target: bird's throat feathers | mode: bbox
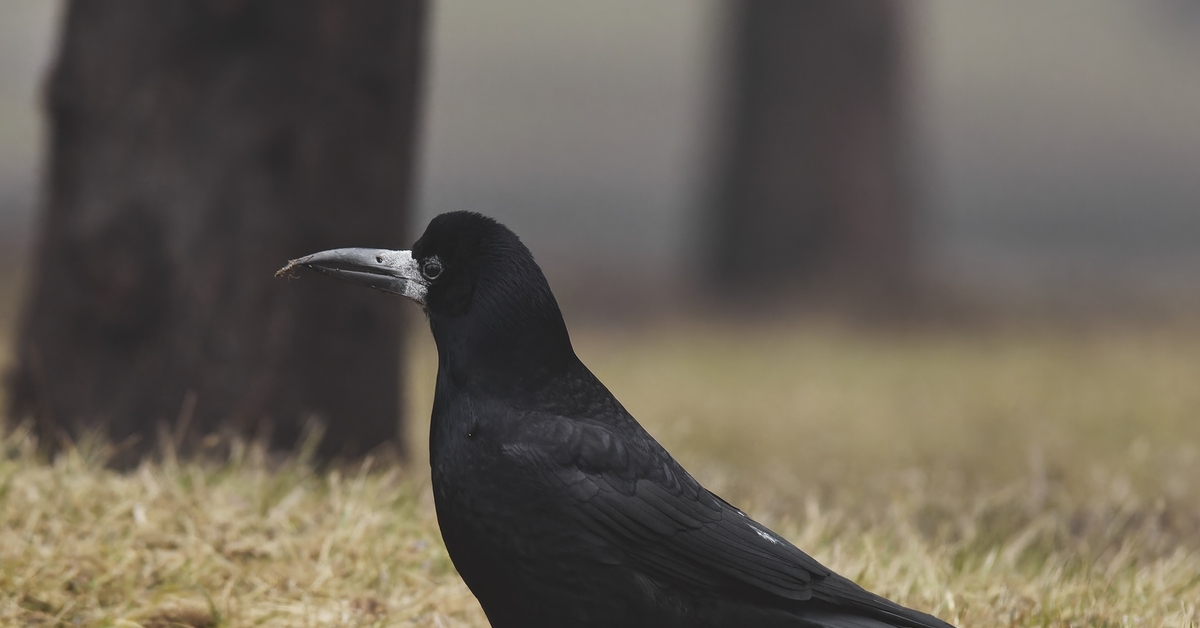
[428,260,581,396]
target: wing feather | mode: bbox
[503,417,954,628]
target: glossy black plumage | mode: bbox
[298,212,956,628]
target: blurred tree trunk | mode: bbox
[7,0,426,466]
[707,0,911,305]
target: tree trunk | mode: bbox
[707,0,911,304]
[7,0,426,466]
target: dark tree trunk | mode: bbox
[7,0,426,466]
[707,0,911,303]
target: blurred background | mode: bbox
[3,1,1198,309]
[0,0,1197,466]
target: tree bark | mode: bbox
[707,0,911,304]
[7,0,426,466]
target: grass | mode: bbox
[3,318,1200,626]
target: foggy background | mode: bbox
[1,0,1198,305]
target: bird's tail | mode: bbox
[798,612,945,628]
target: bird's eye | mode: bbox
[422,259,443,280]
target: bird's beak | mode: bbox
[277,248,428,305]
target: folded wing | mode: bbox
[504,416,953,628]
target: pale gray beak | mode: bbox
[277,248,428,304]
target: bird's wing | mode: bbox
[504,418,826,598]
[503,417,951,628]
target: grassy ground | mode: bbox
[2,318,1199,627]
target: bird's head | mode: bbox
[280,212,577,384]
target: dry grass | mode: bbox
[3,319,1200,627]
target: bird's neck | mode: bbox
[429,308,582,398]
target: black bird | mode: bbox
[280,212,955,628]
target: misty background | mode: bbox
[1,0,1198,305]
